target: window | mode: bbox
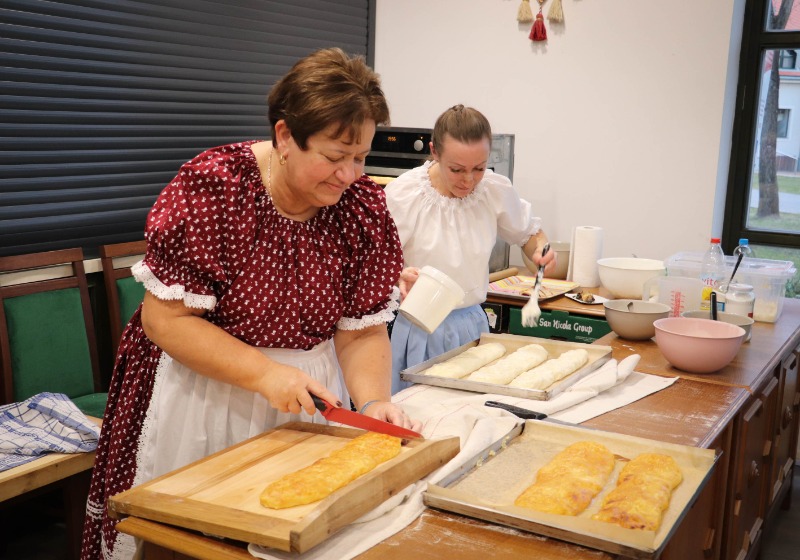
[0,0,375,258]
[778,108,791,138]
[724,0,800,299]
[779,48,797,68]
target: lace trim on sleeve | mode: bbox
[131,260,217,310]
[336,287,400,331]
[520,217,544,246]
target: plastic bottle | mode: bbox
[733,238,755,259]
[700,238,726,311]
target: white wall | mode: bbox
[374,0,745,268]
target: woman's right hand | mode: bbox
[398,267,420,300]
[256,362,342,416]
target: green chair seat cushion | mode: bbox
[4,288,96,401]
[71,392,108,419]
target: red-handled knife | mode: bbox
[312,396,424,440]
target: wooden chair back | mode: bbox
[0,248,104,416]
[99,240,147,350]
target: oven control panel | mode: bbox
[371,128,432,155]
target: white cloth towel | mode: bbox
[0,392,101,472]
[248,357,677,560]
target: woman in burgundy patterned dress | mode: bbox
[81,48,420,560]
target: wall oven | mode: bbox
[365,127,515,273]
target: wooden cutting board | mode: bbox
[108,422,460,554]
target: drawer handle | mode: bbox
[703,528,716,557]
[748,460,761,486]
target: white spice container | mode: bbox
[726,283,755,319]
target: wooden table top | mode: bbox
[0,415,101,502]
[595,303,800,390]
[117,300,800,560]
[486,286,612,318]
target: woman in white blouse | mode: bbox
[385,105,555,393]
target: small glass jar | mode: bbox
[726,283,755,318]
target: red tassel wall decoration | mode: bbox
[530,9,547,42]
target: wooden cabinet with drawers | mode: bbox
[769,345,799,512]
[725,375,779,560]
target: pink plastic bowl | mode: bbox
[653,317,746,374]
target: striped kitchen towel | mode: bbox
[0,392,100,472]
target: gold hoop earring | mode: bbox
[279,153,287,165]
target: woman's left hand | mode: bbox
[537,247,557,275]
[363,401,423,433]
[398,267,420,300]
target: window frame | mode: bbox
[723,0,800,253]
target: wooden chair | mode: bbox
[0,248,106,560]
[99,240,147,351]
[0,247,106,418]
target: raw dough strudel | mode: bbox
[509,348,589,389]
[515,441,615,515]
[466,344,549,385]
[591,452,683,531]
[423,342,506,379]
[260,432,401,509]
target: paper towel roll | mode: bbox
[567,226,604,287]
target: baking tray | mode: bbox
[424,421,718,559]
[400,333,612,401]
[108,422,459,554]
[488,276,579,302]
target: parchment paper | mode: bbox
[428,421,717,556]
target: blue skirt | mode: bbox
[390,304,490,394]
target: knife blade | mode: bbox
[312,396,424,440]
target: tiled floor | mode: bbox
[2,467,799,560]
[760,465,800,560]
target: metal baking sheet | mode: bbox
[488,276,579,302]
[400,333,612,401]
[424,421,718,559]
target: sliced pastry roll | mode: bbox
[509,348,589,389]
[466,343,549,385]
[423,342,506,379]
[515,441,615,515]
[260,432,401,509]
[591,452,683,531]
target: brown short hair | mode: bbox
[431,104,492,154]
[268,48,390,149]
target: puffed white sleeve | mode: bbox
[485,171,542,246]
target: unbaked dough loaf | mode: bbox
[260,432,401,509]
[591,452,683,531]
[423,342,506,379]
[515,441,615,515]
[466,344,549,385]
[509,349,589,389]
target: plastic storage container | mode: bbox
[665,252,796,322]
